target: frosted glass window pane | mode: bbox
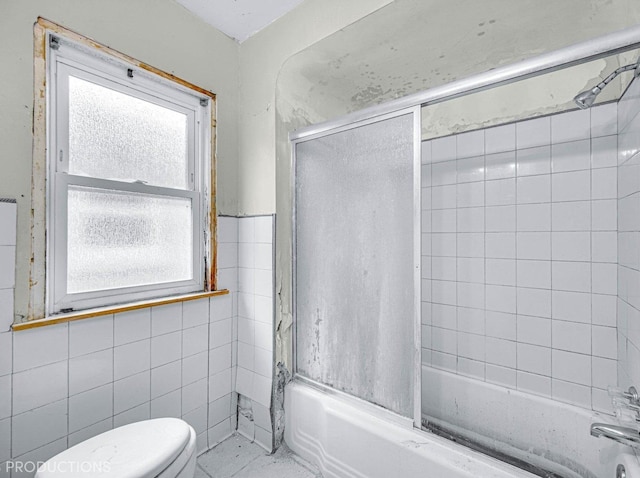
[68,76,188,189]
[295,114,415,417]
[67,186,193,294]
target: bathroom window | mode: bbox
[45,31,213,314]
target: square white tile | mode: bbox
[486,124,516,154]
[69,383,113,433]
[151,331,182,368]
[151,360,182,399]
[69,348,113,396]
[551,109,590,144]
[516,116,551,150]
[114,339,150,380]
[13,323,68,373]
[517,145,551,177]
[183,298,210,329]
[69,315,113,358]
[182,324,209,357]
[114,371,151,415]
[0,203,17,247]
[114,308,151,346]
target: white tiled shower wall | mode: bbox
[618,77,640,391]
[421,102,619,412]
[0,211,275,476]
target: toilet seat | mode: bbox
[35,418,196,478]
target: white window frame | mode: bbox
[46,32,212,315]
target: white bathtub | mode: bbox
[284,380,535,478]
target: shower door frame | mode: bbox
[291,106,423,428]
[290,23,640,433]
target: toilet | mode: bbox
[35,418,197,478]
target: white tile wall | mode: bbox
[0,212,268,475]
[618,77,640,393]
[234,216,274,452]
[422,104,619,412]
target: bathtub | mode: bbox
[284,380,535,478]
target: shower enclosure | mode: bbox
[290,26,640,478]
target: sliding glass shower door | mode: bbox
[293,110,421,419]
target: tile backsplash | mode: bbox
[0,212,276,476]
[421,102,619,412]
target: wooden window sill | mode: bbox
[12,290,229,331]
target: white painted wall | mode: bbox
[236,0,393,215]
[0,0,239,322]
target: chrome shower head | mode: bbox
[574,59,640,109]
[574,88,600,109]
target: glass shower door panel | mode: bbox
[295,113,415,417]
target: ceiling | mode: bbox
[175,0,306,43]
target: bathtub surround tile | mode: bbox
[552,350,591,386]
[592,135,618,169]
[551,109,590,143]
[552,379,591,408]
[486,124,515,154]
[422,104,623,411]
[432,136,457,162]
[551,201,591,231]
[591,103,618,138]
[551,139,591,173]
[552,170,591,202]
[485,151,515,180]
[517,175,550,204]
[517,371,551,397]
[517,116,551,150]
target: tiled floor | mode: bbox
[196,434,322,478]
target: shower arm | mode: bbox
[588,59,640,95]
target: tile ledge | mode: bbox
[12,290,230,331]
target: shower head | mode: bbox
[574,88,599,109]
[574,58,640,109]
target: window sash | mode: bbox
[47,34,208,314]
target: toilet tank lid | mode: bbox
[36,418,193,478]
